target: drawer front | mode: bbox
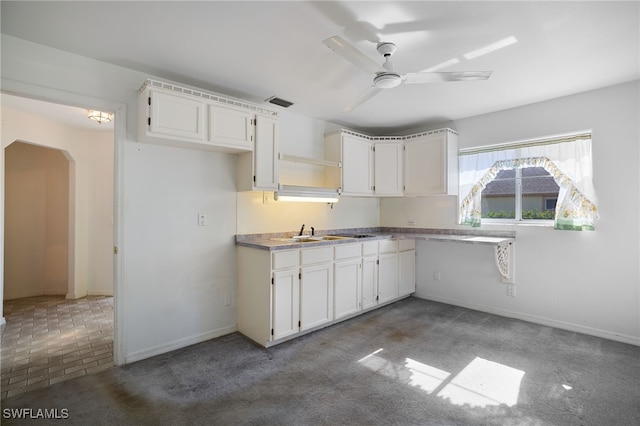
[362,241,378,257]
[399,239,416,251]
[378,239,398,253]
[334,243,361,260]
[300,246,333,265]
[272,250,299,270]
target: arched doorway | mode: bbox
[1,95,119,398]
[4,142,74,299]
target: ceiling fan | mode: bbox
[322,36,492,111]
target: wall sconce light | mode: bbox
[88,109,113,124]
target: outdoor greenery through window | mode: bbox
[481,167,559,222]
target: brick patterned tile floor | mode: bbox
[1,296,114,399]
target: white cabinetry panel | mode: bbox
[272,269,300,340]
[334,258,362,320]
[404,130,458,195]
[208,104,253,150]
[148,90,205,142]
[300,263,333,330]
[378,252,399,304]
[374,141,403,196]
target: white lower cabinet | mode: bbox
[378,252,399,304]
[361,256,378,310]
[334,243,363,320]
[237,237,416,347]
[398,240,416,297]
[378,239,399,304]
[300,263,333,331]
[361,241,379,310]
[272,268,300,340]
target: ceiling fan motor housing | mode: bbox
[377,42,397,57]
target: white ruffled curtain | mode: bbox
[459,137,599,230]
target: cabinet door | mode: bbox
[399,250,416,297]
[149,90,205,141]
[361,256,378,310]
[404,134,446,195]
[374,142,403,196]
[208,104,253,150]
[378,252,399,304]
[253,114,279,190]
[334,259,362,320]
[300,263,333,331]
[272,269,300,341]
[342,134,373,196]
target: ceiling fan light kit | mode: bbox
[374,72,402,89]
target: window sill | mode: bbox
[480,219,554,228]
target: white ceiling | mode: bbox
[2,1,638,134]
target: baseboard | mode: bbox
[124,325,238,364]
[87,290,114,297]
[416,293,640,347]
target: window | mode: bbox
[481,167,560,222]
[458,132,599,230]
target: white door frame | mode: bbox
[1,79,126,365]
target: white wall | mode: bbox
[123,142,238,361]
[2,106,114,299]
[381,80,640,345]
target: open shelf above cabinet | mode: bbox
[278,153,341,168]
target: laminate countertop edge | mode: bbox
[236,228,515,251]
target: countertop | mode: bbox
[236,227,515,251]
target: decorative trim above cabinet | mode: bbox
[325,127,458,142]
[139,79,278,117]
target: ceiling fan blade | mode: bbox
[343,87,383,112]
[404,71,492,84]
[322,36,383,75]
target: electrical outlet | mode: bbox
[408,219,416,226]
[262,192,273,204]
[433,271,441,281]
[507,284,516,297]
[197,213,207,227]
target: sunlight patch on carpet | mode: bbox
[437,357,525,407]
[358,351,524,408]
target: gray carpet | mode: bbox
[2,298,639,425]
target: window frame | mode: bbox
[481,167,556,227]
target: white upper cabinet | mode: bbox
[325,131,373,196]
[373,141,403,196]
[144,89,206,143]
[208,104,253,150]
[404,129,458,196]
[138,80,278,155]
[238,113,279,191]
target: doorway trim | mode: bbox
[1,78,126,365]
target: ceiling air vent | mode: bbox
[266,96,293,108]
